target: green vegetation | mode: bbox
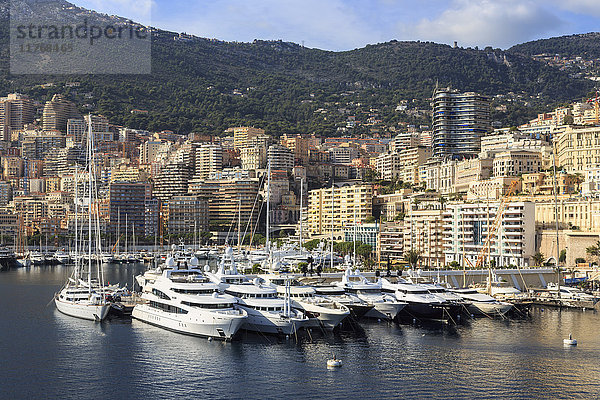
[403,249,422,269]
[0,4,595,135]
[585,241,600,265]
[531,252,546,267]
[509,33,600,59]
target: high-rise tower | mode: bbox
[432,88,490,159]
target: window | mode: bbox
[152,288,171,300]
[182,301,232,309]
[149,301,188,314]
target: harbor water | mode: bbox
[2,265,600,400]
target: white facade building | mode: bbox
[443,202,535,268]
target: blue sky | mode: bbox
[76,0,600,51]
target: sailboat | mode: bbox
[55,115,110,321]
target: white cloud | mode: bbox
[153,0,381,50]
[407,0,565,49]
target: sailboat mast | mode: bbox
[74,165,79,282]
[117,207,120,256]
[87,115,92,294]
[125,213,128,254]
[552,140,561,297]
[237,197,242,253]
[299,177,303,255]
[353,203,356,267]
[330,179,334,271]
[266,160,271,252]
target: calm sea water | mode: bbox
[1,265,600,400]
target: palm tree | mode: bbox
[531,252,545,267]
[586,241,600,266]
[403,249,422,269]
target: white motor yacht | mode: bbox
[310,285,374,319]
[449,288,513,317]
[135,244,201,292]
[53,250,71,264]
[546,282,598,302]
[381,278,461,320]
[30,251,46,266]
[132,261,247,340]
[334,268,406,320]
[205,247,309,335]
[258,274,350,330]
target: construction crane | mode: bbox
[586,91,600,125]
[463,179,520,271]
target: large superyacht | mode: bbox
[334,268,406,320]
[258,274,350,330]
[132,256,247,340]
[205,248,309,335]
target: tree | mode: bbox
[559,249,567,264]
[303,238,321,251]
[356,243,372,258]
[586,241,600,265]
[448,261,460,269]
[563,114,574,125]
[403,249,422,269]
[531,252,545,267]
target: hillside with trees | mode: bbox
[0,0,596,135]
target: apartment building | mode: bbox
[195,144,223,179]
[0,93,34,141]
[443,202,535,268]
[232,126,265,150]
[535,198,600,232]
[42,94,81,133]
[379,221,404,262]
[555,125,600,175]
[522,172,579,195]
[454,157,493,193]
[188,178,260,231]
[432,89,490,158]
[152,162,192,202]
[280,134,310,164]
[307,183,373,237]
[166,195,210,236]
[108,182,152,235]
[267,144,294,171]
[467,176,521,201]
[492,150,542,177]
[404,208,446,268]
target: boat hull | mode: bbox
[364,302,405,320]
[54,298,110,321]
[132,304,246,340]
[400,302,459,321]
[240,307,306,335]
[295,301,349,330]
[467,302,513,317]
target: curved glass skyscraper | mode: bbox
[432,89,490,159]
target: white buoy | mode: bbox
[327,355,342,368]
[563,333,577,346]
[208,337,213,342]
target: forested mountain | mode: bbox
[0,0,596,135]
[509,33,600,58]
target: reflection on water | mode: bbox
[1,266,600,399]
